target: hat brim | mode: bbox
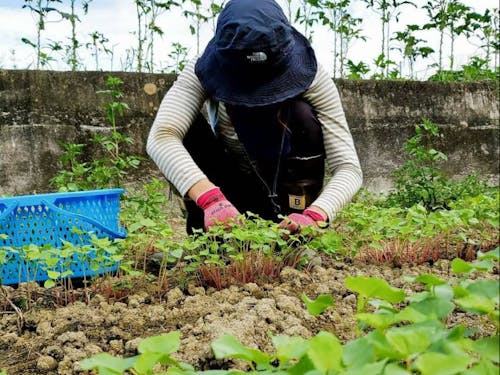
[195,27,317,107]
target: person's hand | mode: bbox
[279,208,326,233]
[196,187,240,229]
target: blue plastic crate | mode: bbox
[0,189,127,285]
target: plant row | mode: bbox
[80,249,499,374]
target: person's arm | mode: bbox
[147,60,240,228]
[147,59,210,197]
[303,64,363,222]
[187,179,216,201]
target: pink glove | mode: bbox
[280,208,326,233]
[196,187,240,229]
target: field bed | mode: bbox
[0,251,497,374]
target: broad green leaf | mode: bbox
[433,284,454,300]
[466,280,499,301]
[345,276,405,303]
[451,258,473,273]
[287,355,315,375]
[405,296,454,320]
[407,290,431,303]
[344,359,387,375]
[163,361,196,374]
[134,352,165,373]
[80,353,137,373]
[470,336,500,363]
[302,370,323,375]
[272,335,308,363]
[301,293,334,316]
[365,330,403,360]
[478,247,499,261]
[167,368,197,374]
[395,306,428,323]
[211,335,270,367]
[357,312,396,330]
[343,337,374,368]
[44,279,56,289]
[443,324,467,343]
[307,332,343,372]
[196,371,244,375]
[414,274,446,287]
[46,270,60,279]
[453,285,469,298]
[455,294,496,314]
[461,359,499,375]
[452,258,494,274]
[386,327,431,357]
[138,332,181,354]
[383,363,411,375]
[414,352,470,375]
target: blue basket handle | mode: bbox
[41,200,127,239]
[0,202,19,222]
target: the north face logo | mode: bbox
[246,51,267,63]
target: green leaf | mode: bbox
[80,353,137,373]
[272,335,308,364]
[451,258,473,273]
[451,258,493,274]
[44,279,56,289]
[383,363,412,374]
[134,352,165,373]
[470,336,500,363]
[466,280,499,301]
[478,247,499,261]
[455,294,496,314]
[138,332,181,354]
[364,330,403,360]
[287,355,315,375]
[46,270,60,279]
[344,359,387,375]
[414,352,470,375]
[301,293,334,316]
[342,337,375,368]
[414,274,446,287]
[345,276,405,303]
[211,335,270,367]
[461,359,500,375]
[357,312,395,330]
[307,332,343,372]
[405,296,454,320]
[386,327,431,357]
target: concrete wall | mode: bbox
[0,69,498,196]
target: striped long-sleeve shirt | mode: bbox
[147,59,363,221]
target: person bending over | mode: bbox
[147,0,362,234]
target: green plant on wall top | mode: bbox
[51,75,142,191]
[428,56,499,82]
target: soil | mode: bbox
[0,212,498,374]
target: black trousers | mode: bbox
[182,99,325,234]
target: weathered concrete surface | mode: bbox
[0,70,498,196]
[338,79,500,190]
[0,69,176,195]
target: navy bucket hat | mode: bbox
[195,0,317,107]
